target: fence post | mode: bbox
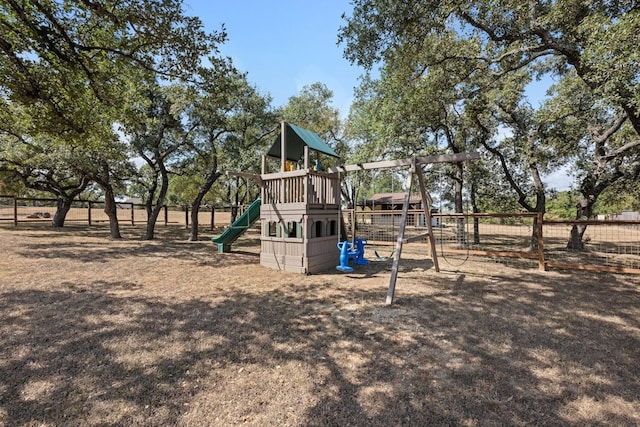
[537,211,545,271]
[131,203,135,225]
[211,205,215,230]
[13,196,17,227]
[185,205,189,229]
[164,205,168,226]
[88,201,92,226]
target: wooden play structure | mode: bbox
[259,122,343,273]
[221,121,479,304]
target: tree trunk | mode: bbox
[49,177,90,228]
[92,163,122,239]
[188,170,222,241]
[189,202,201,241]
[454,163,465,245]
[146,204,164,240]
[102,184,122,239]
[52,195,72,227]
[144,197,154,239]
[145,167,169,240]
[567,192,594,251]
[529,188,546,252]
[144,173,158,223]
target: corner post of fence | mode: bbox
[185,205,189,229]
[13,196,18,226]
[211,205,215,230]
[88,201,92,226]
[537,211,545,271]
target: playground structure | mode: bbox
[214,122,344,273]
[215,121,479,303]
[259,122,343,274]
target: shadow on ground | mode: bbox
[1,269,639,425]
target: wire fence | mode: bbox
[344,209,640,274]
[3,195,639,274]
[543,220,640,272]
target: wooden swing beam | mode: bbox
[325,152,479,173]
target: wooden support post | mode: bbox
[184,205,189,229]
[281,121,287,204]
[281,121,287,171]
[211,205,215,230]
[88,201,92,226]
[131,203,135,225]
[261,155,267,202]
[13,196,17,227]
[386,165,414,305]
[304,145,309,204]
[415,165,440,272]
[164,205,169,226]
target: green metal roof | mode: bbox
[267,123,339,161]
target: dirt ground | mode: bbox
[1,224,639,426]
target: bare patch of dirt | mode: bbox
[1,224,639,426]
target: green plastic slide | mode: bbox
[211,198,261,253]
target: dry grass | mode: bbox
[1,224,639,426]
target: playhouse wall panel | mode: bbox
[260,236,338,274]
[260,254,306,274]
[260,239,306,273]
[305,253,339,273]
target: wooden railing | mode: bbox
[261,170,340,206]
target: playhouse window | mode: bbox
[328,220,337,236]
[286,221,301,238]
[313,221,324,238]
[266,221,278,237]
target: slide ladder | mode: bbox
[211,198,261,253]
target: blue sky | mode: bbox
[184,1,554,113]
[184,0,362,116]
[183,1,572,190]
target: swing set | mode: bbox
[326,152,479,305]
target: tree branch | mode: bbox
[460,11,516,43]
[601,139,640,162]
[591,111,628,145]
